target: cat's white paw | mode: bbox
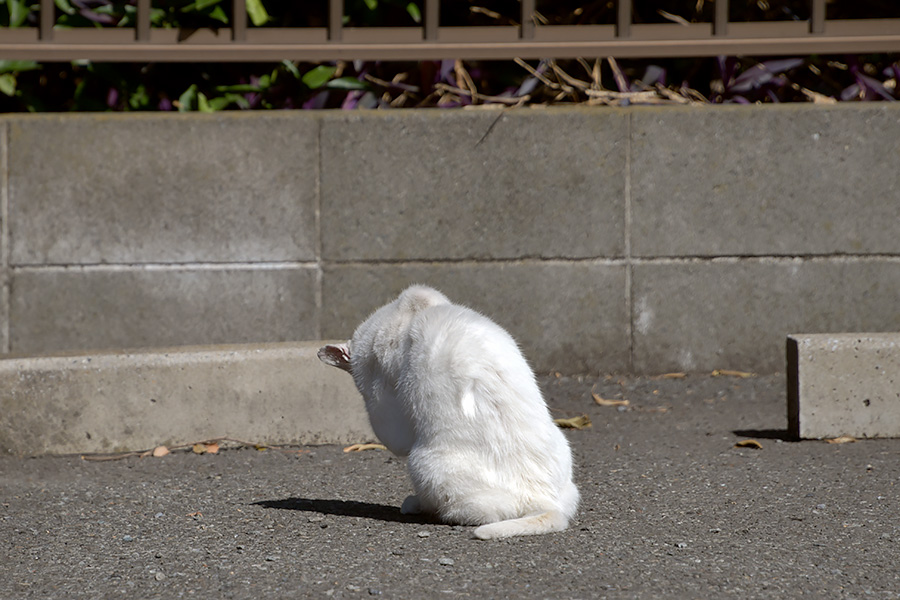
[400,495,423,515]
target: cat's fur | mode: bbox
[318,285,578,539]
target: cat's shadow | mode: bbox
[252,497,437,525]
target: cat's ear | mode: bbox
[318,343,352,372]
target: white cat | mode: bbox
[318,285,578,539]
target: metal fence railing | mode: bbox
[1,0,899,62]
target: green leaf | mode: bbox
[325,77,368,91]
[301,65,337,89]
[206,96,230,111]
[9,0,30,28]
[224,92,250,109]
[0,74,17,97]
[281,60,300,80]
[206,93,250,111]
[197,92,214,112]
[207,5,228,23]
[148,7,166,26]
[362,0,377,10]
[127,84,149,110]
[214,83,260,93]
[0,60,41,75]
[245,0,270,26]
[54,0,77,16]
[406,2,421,23]
[182,0,224,12]
[178,84,198,112]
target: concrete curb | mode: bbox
[787,333,900,439]
[0,342,372,456]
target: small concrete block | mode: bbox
[9,267,317,354]
[0,342,372,455]
[320,108,627,261]
[8,114,318,264]
[322,262,629,374]
[787,334,900,439]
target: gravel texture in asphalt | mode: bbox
[2,374,899,599]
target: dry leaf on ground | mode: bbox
[712,369,755,378]
[592,393,629,407]
[152,446,170,457]
[554,415,592,430]
[191,442,219,454]
[825,435,857,444]
[734,439,763,449]
[343,443,388,453]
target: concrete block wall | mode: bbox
[1,105,898,374]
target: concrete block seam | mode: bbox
[624,110,635,373]
[314,115,323,340]
[1,119,8,353]
[319,255,900,268]
[12,256,900,274]
[11,262,321,272]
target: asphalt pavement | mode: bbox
[2,373,899,599]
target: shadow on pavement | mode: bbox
[732,429,798,442]
[252,497,438,525]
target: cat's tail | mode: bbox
[472,510,569,540]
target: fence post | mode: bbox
[39,0,54,41]
[617,0,631,39]
[714,0,728,36]
[136,0,151,42]
[521,0,535,40]
[329,0,343,41]
[424,0,438,40]
[233,0,247,42]
[810,0,825,33]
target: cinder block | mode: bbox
[632,259,900,373]
[322,261,629,374]
[0,342,371,455]
[9,267,318,354]
[788,334,900,439]
[631,105,900,257]
[8,114,318,265]
[320,108,627,261]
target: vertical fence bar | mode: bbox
[329,0,343,41]
[232,0,247,41]
[424,0,438,40]
[714,0,728,36]
[136,0,151,42]
[39,0,54,41]
[810,0,825,33]
[520,0,535,39]
[617,0,631,38]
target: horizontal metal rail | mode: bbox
[2,0,899,61]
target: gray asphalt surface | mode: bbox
[2,374,899,599]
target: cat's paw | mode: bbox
[400,495,423,515]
